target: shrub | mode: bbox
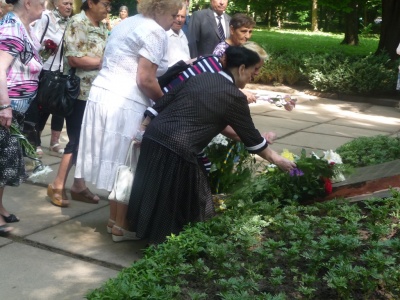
[336,135,400,167]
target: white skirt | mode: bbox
[75,86,147,192]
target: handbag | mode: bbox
[36,31,80,117]
[108,141,140,203]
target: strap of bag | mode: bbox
[48,28,67,71]
[39,15,50,44]
[124,141,136,165]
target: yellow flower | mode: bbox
[281,149,295,162]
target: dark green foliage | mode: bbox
[250,29,398,96]
[336,135,400,167]
[87,192,400,299]
[204,139,256,194]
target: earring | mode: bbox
[56,7,59,9]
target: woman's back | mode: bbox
[93,14,168,103]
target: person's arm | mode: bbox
[188,11,200,58]
[397,43,400,55]
[0,50,14,128]
[137,56,164,102]
[67,56,102,70]
[257,146,296,172]
[221,125,276,144]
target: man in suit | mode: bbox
[188,0,231,58]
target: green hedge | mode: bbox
[253,51,398,96]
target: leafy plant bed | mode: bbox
[87,191,400,299]
[87,135,400,299]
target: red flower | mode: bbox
[43,39,58,53]
[323,177,332,194]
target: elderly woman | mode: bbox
[47,0,109,207]
[74,0,182,241]
[213,13,255,57]
[32,0,73,158]
[0,0,45,234]
[126,46,296,245]
[111,5,128,28]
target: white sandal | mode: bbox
[112,225,141,242]
[36,147,43,159]
[106,219,115,234]
[49,143,64,157]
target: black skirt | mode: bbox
[127,138,215,244]
[0,111,27,188]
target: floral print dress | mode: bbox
[0,12,42,187]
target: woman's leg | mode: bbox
[49,115,65,155]
[0,188,15,232]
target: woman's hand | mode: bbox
[262,131,277,144]
[273,155,297,173]
[0,107,12,128]
[257,146,296,173]
[241,89,258,104]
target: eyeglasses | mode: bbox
[99,2,112,9]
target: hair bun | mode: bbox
[6,0,19,4]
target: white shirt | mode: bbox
[166,28,190,67]
[32,10,68,71]
[93,14,168,106]
[214,12,226,38]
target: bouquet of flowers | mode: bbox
[10,124,53,183]
[39,39,58,62]
[204,134,256,194]
[257,94,297,111]
[261,149,349,203]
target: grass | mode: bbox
[250,28,379,57]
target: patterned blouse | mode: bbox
[213,41,230,57]
[63,10,108,101]
[0,12,42,102]
[145,71,267,164]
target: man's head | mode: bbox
[171,4,186,34]
[210,0,227,16]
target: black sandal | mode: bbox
[0,224,12,235]
[1,214,19,223]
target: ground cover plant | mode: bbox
[86,135,400,299]
[249,29,398,96]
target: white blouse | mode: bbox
[92,14,169,106]
[32,10,68,71]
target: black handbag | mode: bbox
[36,31,80,117]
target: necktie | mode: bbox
[217,16,225,41]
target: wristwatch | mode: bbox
[0,104,12,110]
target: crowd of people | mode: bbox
[0,0,296,243]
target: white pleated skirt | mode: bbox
[75,85,147,192]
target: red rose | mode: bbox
[44,39,58,53]
[323,177,332,194]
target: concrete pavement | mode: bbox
[0,85,399,299]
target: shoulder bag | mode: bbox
[108,140,140,204]
[36,30,80,117]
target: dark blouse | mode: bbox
[145,71,267,164]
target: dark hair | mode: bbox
[229,13,256,30]
[6,0,18,4]
[225,46,261,69]
[81,0,101,11]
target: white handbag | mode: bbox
[108,141,140,204]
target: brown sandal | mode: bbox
[71,188,99,204]
[47,184,69,207]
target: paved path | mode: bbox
[0,85,399,299]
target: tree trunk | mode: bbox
[311,0,318,31]
[376,0,400,59]
[341,1,359,45]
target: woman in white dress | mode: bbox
[74,0,182,241]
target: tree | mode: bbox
[376,0,400,60]
[311,0,318,31]
[341,0,359,45]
